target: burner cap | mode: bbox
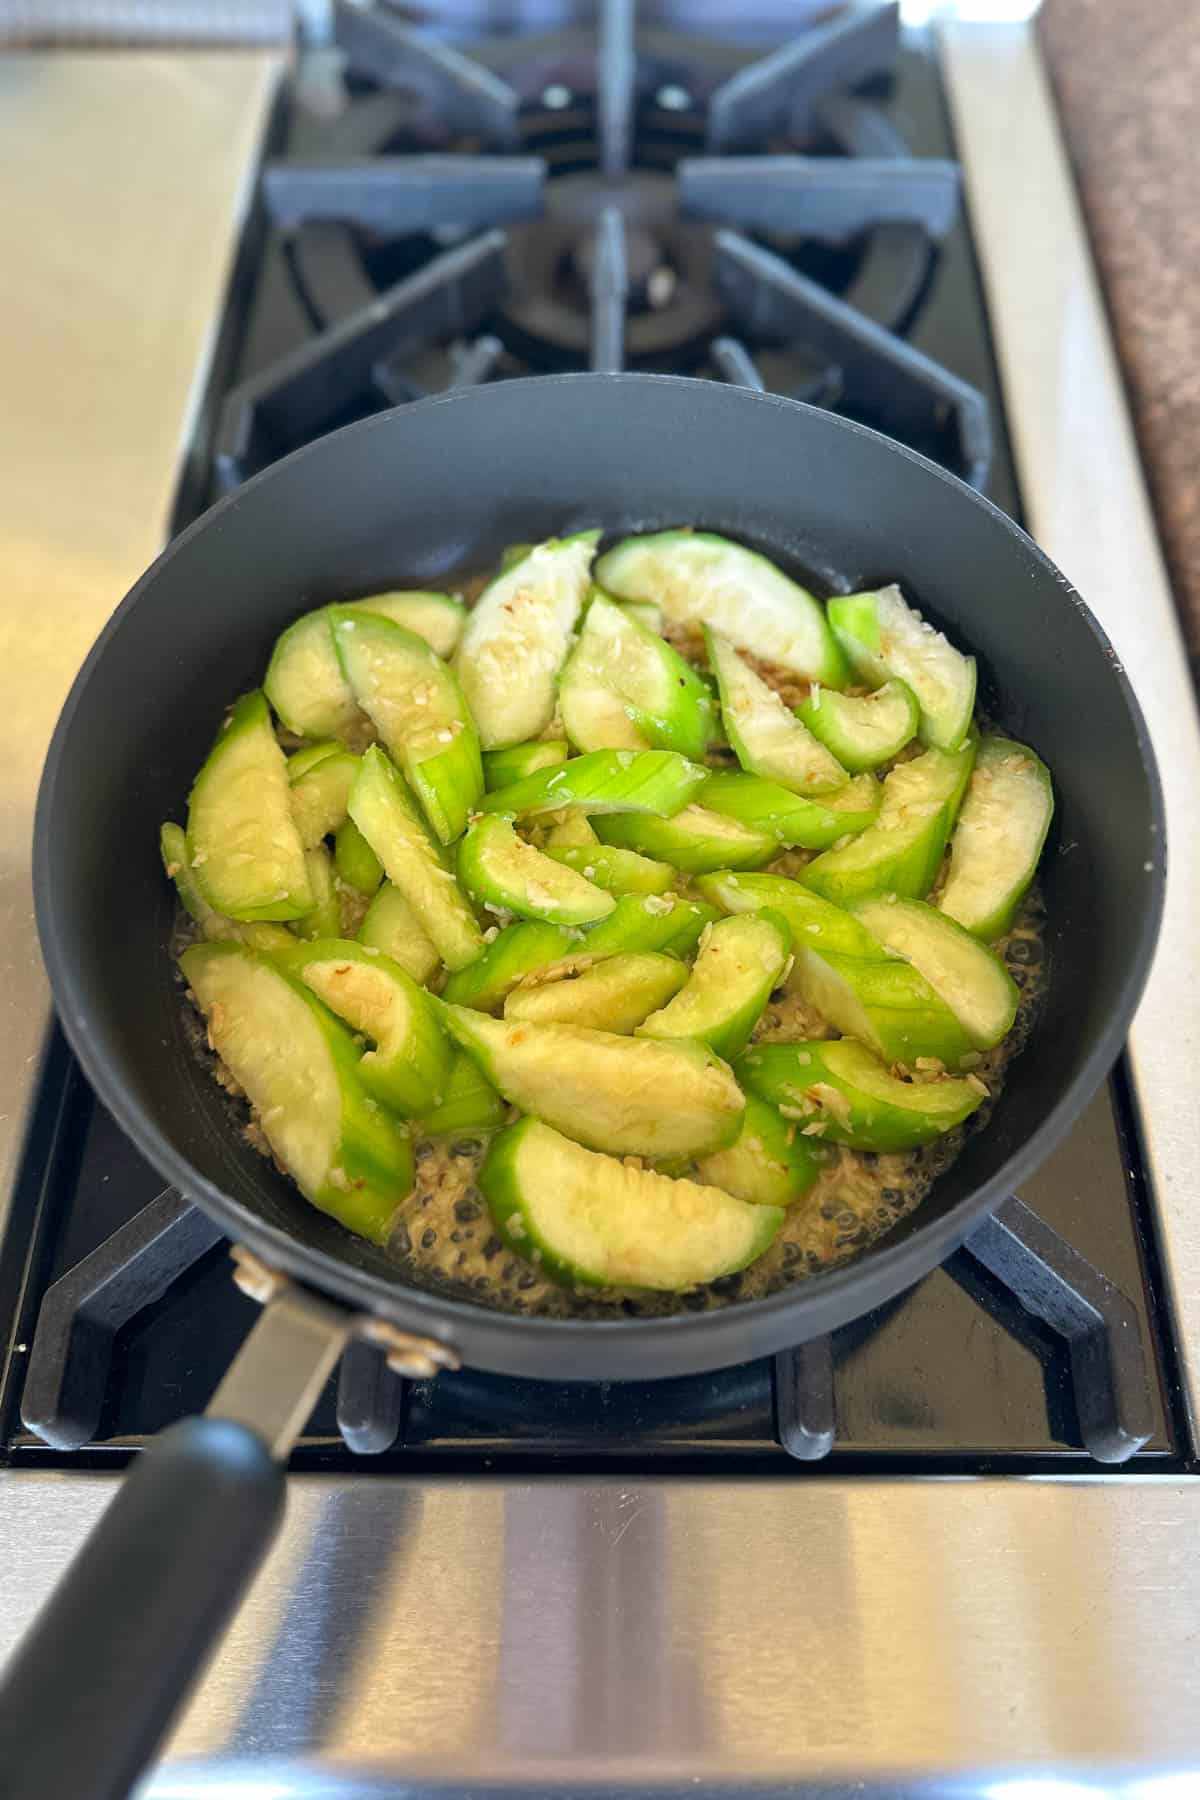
[502,169,723,366]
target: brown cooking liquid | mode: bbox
[177,573,1047,1321]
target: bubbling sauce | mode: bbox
[379,895,1045,1319]
[180,893,1044,1319]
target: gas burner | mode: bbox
[215,0,992,493]
[502,168,720,364]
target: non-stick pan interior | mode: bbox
[34,376,1162,1377]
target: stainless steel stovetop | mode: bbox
[1,5,1199,1792]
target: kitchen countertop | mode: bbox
[1039,0,1200,660]
[0,50,282,1232]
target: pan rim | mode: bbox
[33,373,1167,1375]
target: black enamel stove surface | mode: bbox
[0,3,1187,1475]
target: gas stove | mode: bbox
[209,1,1007,503]
[2,3,1200,1791]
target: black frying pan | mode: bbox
[0,376,1164,1799]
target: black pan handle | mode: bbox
[0,1417,282,1800]
[0,1272,352,1800]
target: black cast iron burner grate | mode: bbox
[212,0,992,493]
[18,1188,1153,1466]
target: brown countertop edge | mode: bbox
[1038,0,1200,658]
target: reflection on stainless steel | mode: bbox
[0,52,282,1238]
[0,2,292,46]
[940,20,1200,1436]
[2,1474,1200,1779]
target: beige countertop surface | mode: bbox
[1040,0,1200,658]
[0,51,282,1225]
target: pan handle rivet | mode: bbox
[357,1315,461,1380]
[229,1245,290,1306]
